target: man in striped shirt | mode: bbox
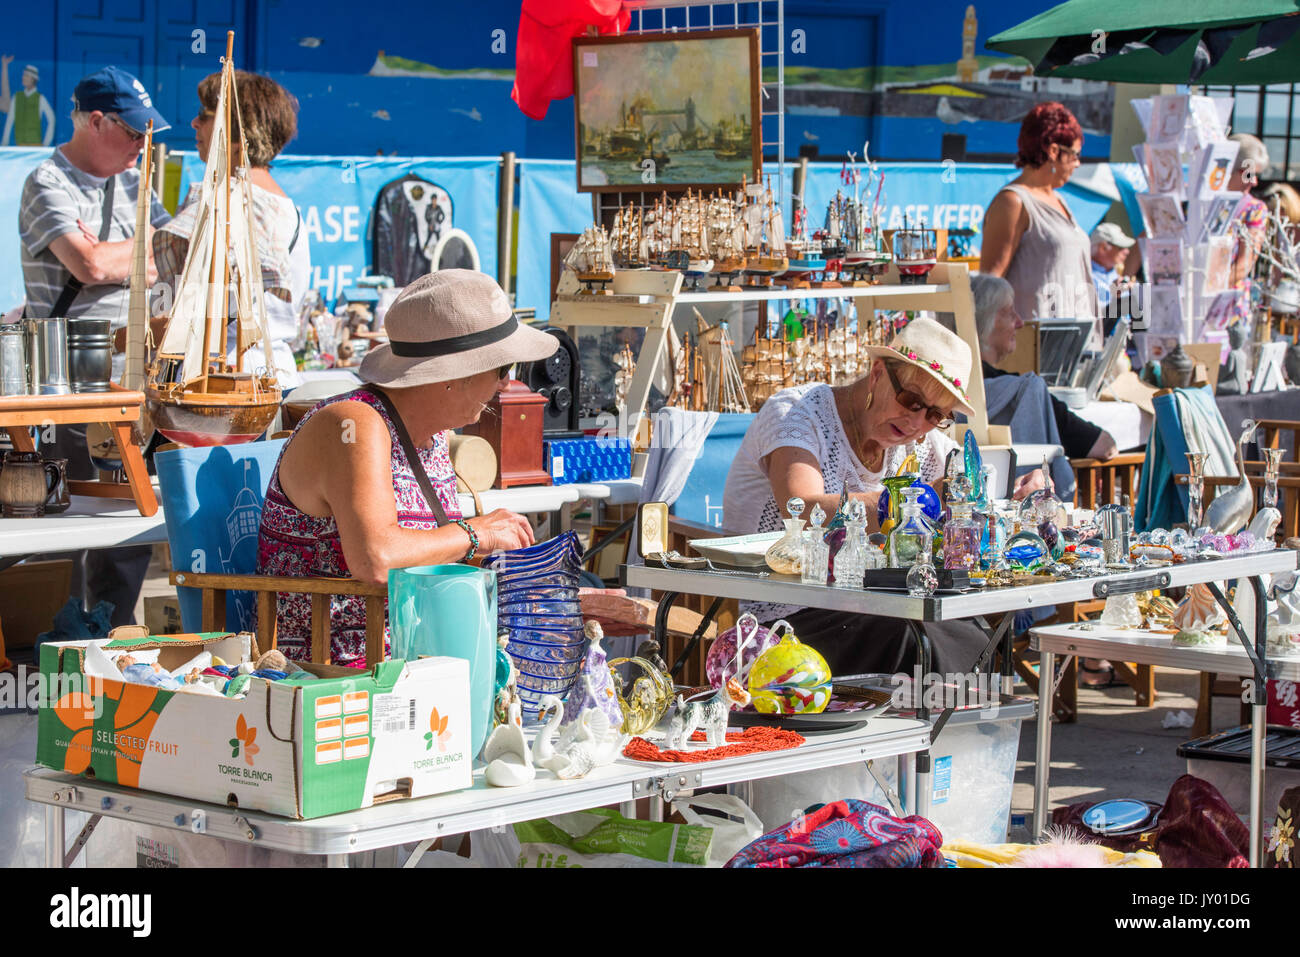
[18,66,171,628]
[19,66,171,331]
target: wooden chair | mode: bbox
[1071,452,1145,509]
[169,570,387,666]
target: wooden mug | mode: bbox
[0,451,60,518]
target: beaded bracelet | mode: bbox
[454,519,479,563]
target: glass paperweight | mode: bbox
[1005,529,1051,573]
[765,497,806,575]
[906,561,938,597]
[889,487,933,568]
[943,501,981,571]
[801,503,831,585]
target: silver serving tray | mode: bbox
[686,532,783,569]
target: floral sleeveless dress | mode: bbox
[255,387,462,666]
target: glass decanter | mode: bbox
[801,503,831,585]
[1185,451,1207,531]
[832,500,869,590]
[1263,447,1283,511]
[765,497,806,575]
[889,487,932,569]
[943,500,982,572]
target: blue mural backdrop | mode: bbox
[1,0,1111,161]
[177,151,501,301]
[0,147,58,309]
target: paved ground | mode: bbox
[1009,665,1240,839]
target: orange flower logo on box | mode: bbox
[228,713,260,766]
[52,679,166,787]
[424,708,451,752]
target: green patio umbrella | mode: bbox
[987,1,1300,84]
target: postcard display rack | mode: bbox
[1130,94,1247,366]
[550,260,1004,466]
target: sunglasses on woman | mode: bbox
[884,362,954,429]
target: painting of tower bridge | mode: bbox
[574,31,760,191]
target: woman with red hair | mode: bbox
[980,102,1099,347]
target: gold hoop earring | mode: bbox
[864,391,873,411]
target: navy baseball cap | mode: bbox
[73,66,171,133]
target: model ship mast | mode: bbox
[145,29,281,446]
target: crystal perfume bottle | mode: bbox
[801,503,831,585]
[831,500,869,590]
[765,497,806,575]
[889,487,932,568]
[943,500,982,571]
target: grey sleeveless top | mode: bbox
[999,184,1098,335]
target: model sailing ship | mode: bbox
[563,224,616,293]
[145,31,282,446]
[841,147,893,284]
[740,312,892,409]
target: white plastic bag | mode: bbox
[671,793,765,867]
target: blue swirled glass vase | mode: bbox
[482,531,587,717]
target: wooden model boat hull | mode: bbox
[146,385,280,447]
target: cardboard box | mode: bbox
[37,632,472,819]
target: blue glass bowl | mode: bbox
[496,587,580,605]
[496,571,583,592]
[498,598,582,616]
[515,668,584,694]
[500,614,585,632]
[507,656,587,679]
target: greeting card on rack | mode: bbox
[1186,95,1229,150]
[1202,289,1243,332]
[1147,285,1185,337]
[1200,235,1233,296]
[1152,94,1190,143]
[1131,98,1153,139]
[1191,141,1239,200]
[1187,191,1243,244]
[1143,142,1185,199]
[1143,238,1183,285]
[1138,192,1186,238]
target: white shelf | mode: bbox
[674,283,948,304]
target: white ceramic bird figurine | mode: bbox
[534,695,627,780]
[1205,420,1258,535]
[483,699,535,788]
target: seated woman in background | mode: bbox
[948,273,1118,463]
[723,317,1039,677]
[154,69,306,387]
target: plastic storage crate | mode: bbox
[546,437,631,484]
[1176,725,1300,816]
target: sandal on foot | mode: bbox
[1080,663,1122,689]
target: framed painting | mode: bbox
[573,29,761,193]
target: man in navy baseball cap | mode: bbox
[72,66,171,135]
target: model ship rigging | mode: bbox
[145,30,282,446]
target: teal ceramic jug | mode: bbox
[388,564,497,759]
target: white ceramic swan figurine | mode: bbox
[1205,420,1257,535]
[483,699,535,787]
[534,694,628,780]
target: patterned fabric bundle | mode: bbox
[725,799,944,869]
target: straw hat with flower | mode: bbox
[863,316,976,416]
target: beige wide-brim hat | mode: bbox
[862,315,976,416]
[359,269,558,388]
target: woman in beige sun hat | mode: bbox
[723,315,1040,677]
[256,269,559,667]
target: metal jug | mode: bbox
[0,325,27,395]
[25,317,71,395]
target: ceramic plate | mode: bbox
[686,532,784,569]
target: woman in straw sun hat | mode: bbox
[256,269,559,667]
[723,316,1041,675]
